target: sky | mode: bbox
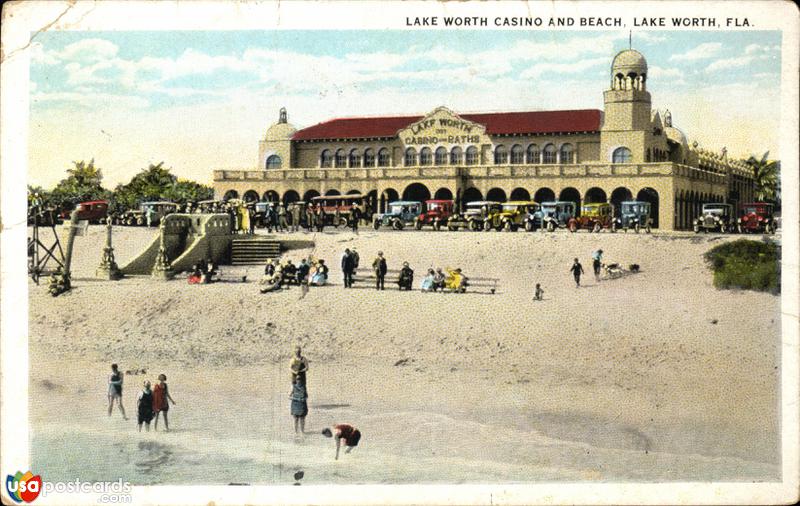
[28,29,782,188]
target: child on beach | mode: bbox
[136,380,154,432]
[152,374,176,432]
[533,283,544,301]
[322,424,361,460]
[107,363,128,420]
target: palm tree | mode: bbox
[746,151,780,202]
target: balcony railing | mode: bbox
[213,162,727,184]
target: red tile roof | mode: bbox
[292,109,602,141]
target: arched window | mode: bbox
[435,147,448,165]
[526,144,540,164]
[378,148,391,167]
[266,155,282,169]
[510,144,524,164]
[450,146,463,165]
[494,145,508,165]
[419,147,432,166]
[320,149,333,168]
[404,147,417,166]
[612,147,632,163]
[542,144,557,164]
[335,149,347,168]
[465,146,479,165]
[348,149,361,168]
[364,148,375,167]
[559,143,574,164]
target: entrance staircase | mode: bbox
[230,237,281,265]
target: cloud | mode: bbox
[704,56,754,73]
[669,42,723,61]
[648,66,682,80]
[745,43,780,55]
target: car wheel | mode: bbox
[764,223,772,234]
[592,222,600,233]
[546,221,555,233]
[634,223,640,234]
[719,224,727,234]
[483,220,492,232]
[392,219,403,231]
[503,220,512,232]
[693,223,700,234]
[373,220,381,230]
[414,219,422,230]
[525,221,534,232]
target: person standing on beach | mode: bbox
[290,204,301,233]
[322,424,362,460]
[570,258,585,288]
[533,283,544,301]
[290,376,308,436]
[341,248,355,288]
[350,204,361,233]
[290,346,309,385]
[152,374,176,432]
[136,381,154,432]
[592,249,603,281]
[372,251,387,290]
[107,364,128,420]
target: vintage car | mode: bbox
[484,201,539,231]
[738,202,776,234]
[372,200,423,230]
[414,199,456,230]
[613,201,653,233]
[446,201,502,231]
[574,202,613,232]
[118,201,178,226]
[693,203,734,234]
[59,200,109,224]
[312,195,365,227]
[525,201,576,232]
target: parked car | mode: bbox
[525,201,576,232]
[446,201,501,231]
[693,203,734,234]
[312,195,365,227]
[482,201,539,231]
[118,201,178,226]
[738,202,776,234]
[415,199,456,230]
[59,200,109,224]
[373,200,423,230]
[574,203,613,232]
[613,201,653,233]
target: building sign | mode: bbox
[398,106,490,146]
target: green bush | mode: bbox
[704,239,780,293]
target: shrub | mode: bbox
[704,239,780,293]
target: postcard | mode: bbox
[1,1,798,504]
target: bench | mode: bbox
[346,268,500,294]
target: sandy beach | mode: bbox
[28,225,781,484]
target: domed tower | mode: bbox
[258,107,296,170]
[600,49,653,164]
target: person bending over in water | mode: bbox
[322,424,361,460]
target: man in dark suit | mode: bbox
[372,251,387,290]
[341,248,355,288]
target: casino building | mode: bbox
[213,48,756,230]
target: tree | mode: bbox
[746,151,780,203]
[49,159,110,206]
[113,162,213,209]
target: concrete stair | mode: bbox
[230,237,281,265]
